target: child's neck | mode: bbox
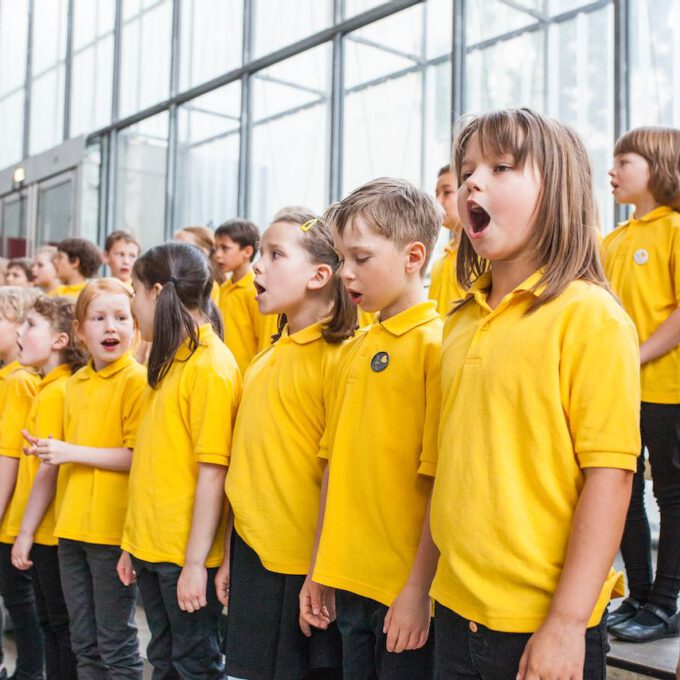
[0,348,18,366]
[64,271,86,286]
[378,279,427,322]
[633,196,662,220]
[285,296,332,335]
[488,257,537,310]
[230,262,252,284]
[37,352,63,376]
[41,281,60,294]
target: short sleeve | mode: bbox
[0,374,38,458]
[671,227,680,307]
[418,338,441,477]
[189,361,242,466]
[121,371,149,450]
[562,314,641,470]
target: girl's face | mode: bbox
[253,222,321,317]
[17,310,63,370]
[5,266,30,287]
[32,252,58,287]
[457,133,542,265]
[435,171,460,231]
[609,152,653,207]
[131,275,157,342]
[78,293,134,371]
[0,316,20,362]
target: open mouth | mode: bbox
[349,290,363,304]
[254,281,266,296]
[468,203,491,234]
[101,338,120,350]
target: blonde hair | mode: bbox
[453,108,607,312]
[74,278,133,328]
[323,177,443,271]
[0,286,40,323]
[614,126,680,211]
[36,245,57,260]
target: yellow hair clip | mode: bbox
[299,218,318,233]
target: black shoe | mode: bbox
[611,604,680,642]
[607,597,643,630]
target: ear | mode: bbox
[102,251,111,265]
[242,245,254,261]
[404,241,427,275]
[307,263,333,291]
[71,255,81,271]
[152,282,163,301]
[72,320,85,345]
[52,332,69,351]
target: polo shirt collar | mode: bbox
[222,270,254,292]
[174,323,214,362]
[281,322,324,345]
[78,352,136,380]
[378,300,439,337]
[0,360,20,380]
[41,363,72,385]
[628,205,674,225]
[466,269,547,309]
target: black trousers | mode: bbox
[434,603,608,680]
[620,402,680,613]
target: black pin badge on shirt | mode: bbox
[371,352,390,372]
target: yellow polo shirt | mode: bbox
[313,301,442,606]
[430,271,641,632]
[219,270,277,374]
[603,206,680,403]
[227,322,343,574]
[428,240,466,318]
[122,324,241,567]
[50,282,87,298]
[7,364,71,546]
[357,308,376,328]
[0,362,40,544]
[55,354,147,545]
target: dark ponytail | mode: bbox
[270,210,356,344]
[133,242,220,389]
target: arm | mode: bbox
[383,492,439,653]
[30,437,132,471]
[517,467,633,680]
[0,457,19,524]
[215,510,234,607]
[299,462,334,636]
[640,307,680,365]
[177,462,228,613]
[11,462,59,570]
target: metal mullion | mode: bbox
[23,0,34,159]
[237,0,253,218]
[419,0,427,189]
[98,134,110,243]
[451,0,465,123]
[328,0,344,202]
[613,0,629,225]
[345,34,422,64]
[111,0,122,122]
[164,0,181,237]
[63,0,74,141]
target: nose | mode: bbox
[253,259,263,275]
[608,167,615,178]
[464,171,481,192]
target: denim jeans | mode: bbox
[334,589,434,680]
[32,544,78,680]
[131,557,224,680]
[58,539,143,680]
[434,602,608,680]
[620,402,680,614]
[0,542,44,680]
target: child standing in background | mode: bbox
[214,219,277,374]
[52,239,102,298]
[604,126,680,642]
[32,246,60,296]
[103,231,141,288]
[5,259,35,288]
[119,243,241,679]
[0,286,44,680]
[33,279,146,679]
[12,296,86,679]
[220,212,355,680]
[428,164,466,317]
[301,178,443,679]
[431,109,640,679]
[174,226,222,304]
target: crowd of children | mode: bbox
[0,108,679,680]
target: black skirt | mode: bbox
[225,531,342,680]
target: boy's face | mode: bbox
[17,310,60,369]
[609,152,653,207]
[54,250,78,282]
[32,252,57,286]
[105,239,139,282]
[0,315,20,362]
[435,171,460,230]
[333,217,417,314]
[5,266,30,287]
[215,236,251,274]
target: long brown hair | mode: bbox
[453,108,607,312]
[614,126,680,211]
[270,209,356,344]
[133,242,222,389]
[33,296,88,373]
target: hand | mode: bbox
[21,429,39,457]
[383,583,431,653]
[177,563,207,613]
[33,436,72,466]
[299,575,335,637]
[11,533,34,570]
[517,618,586,680]
[117,551,137,586]
[215,558,230,607]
